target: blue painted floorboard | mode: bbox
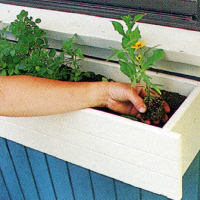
[0,168,11,200]
[90,171,117,200]
[0,138,24,200]
[115,180,141,200]
[26,147,57,200]
[141,190,168,200]
[182,152,200,200]
[7,140,40,200]
[1,138,200,200]
[46,154,75,200]
[68,163,95,200]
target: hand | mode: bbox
[105,82,170,124]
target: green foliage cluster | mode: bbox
[108,15,163,95]
[0,10,88,81]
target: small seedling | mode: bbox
[107,14,163,95]
[108,14,165,121]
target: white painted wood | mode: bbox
[164,83,200,175]
[0,116,180,199]
[0,60,199,199]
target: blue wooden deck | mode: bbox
[0,137,199,200]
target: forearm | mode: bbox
[0,75,109,117]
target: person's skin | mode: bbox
[0,75,170,124]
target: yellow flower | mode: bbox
[136,54,142,61]
[131,41,146,50]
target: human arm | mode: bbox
[0,75,169,123]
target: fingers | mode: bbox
[140,105,169,125]
[163,101,170,113]
[128,89,146,113]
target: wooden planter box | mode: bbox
[0,58,200,200]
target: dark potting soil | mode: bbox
[140,96,165,122]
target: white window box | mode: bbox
[0,3,200,200]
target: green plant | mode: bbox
[108,15,166,122]
[0,10,88,81]
[107,14,163,95]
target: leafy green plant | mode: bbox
[108,15,166,122]
[0,10,88,81]
[107,14,163,95]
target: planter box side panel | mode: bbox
[166,84,200,175]
[0,115,181,200]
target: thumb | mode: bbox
[129,90,146,113]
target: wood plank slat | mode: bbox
[115,180,141,200]
[68,163,95,200]
[141,190,169,200]
[46,155,75,200]
[0,167,11,200]
[182,151,200,200]
[26,147,57,200]
[7,140,40,200]
[90,171,117,200]
[0,138,24,200]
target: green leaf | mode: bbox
[48,49,56,57]
[2,63,6,69]
[122,36,130,48]
[35,18,41,23]
[122,114,139,121]
[44,37,48,45]
[0,52,4,59]
[62,41,72,54]
[18,64,27,70]
[38,67,47,75]
[133,14,145,23]
[74,48,84,58]
[17,10,28,20]
[20,10,28,17]
[102,77,108,82]
[117,51,128,62]
[119,60,134,80]
[144,49,164,69]
[122,15,133,30]
[14,69,21,75]
[0,69,7,76]
[106,48,122,61]
[8,68,14,75]
[152,49,164,60]
[151,84,161,95]
[36,38,44,45]
[10,49,16,57]
[41,49,47,56]
[111,21,125,36]
[3,47,10,55]
[47,68,54,75]
[123,26,141,48]
[130,26,141,41]
[1,26,8,35]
